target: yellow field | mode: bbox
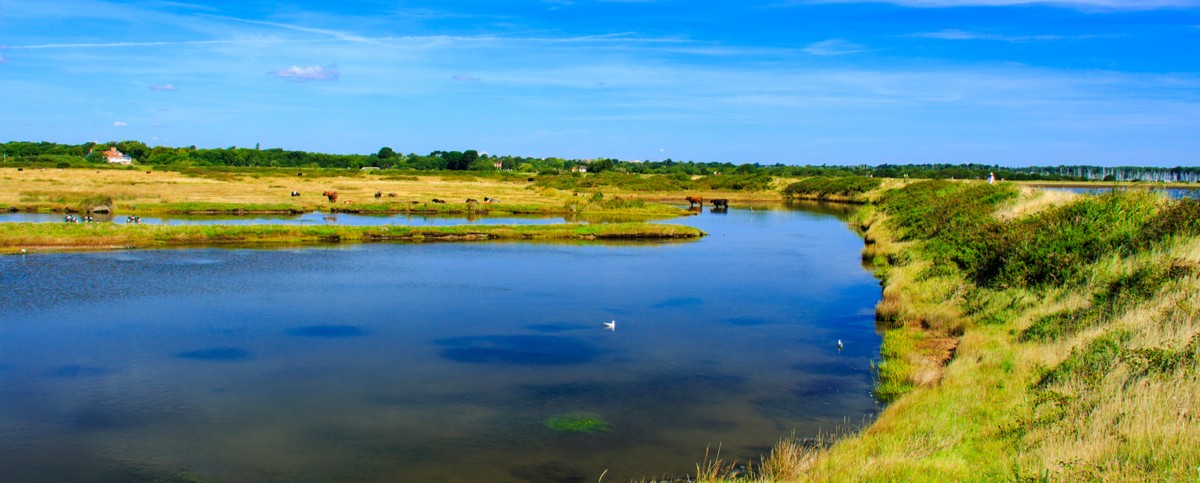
[0,167,570,211]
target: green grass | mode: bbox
[681,181,1200,483]
[0,221,705,254]
[781,176,882,201]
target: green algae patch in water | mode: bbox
[544,412,612,433]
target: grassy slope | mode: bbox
[697,180,1200,482]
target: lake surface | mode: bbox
[1037,185,1200,200]
[0,204,882,482]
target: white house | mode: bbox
[103,147,132,165]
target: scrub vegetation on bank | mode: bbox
[690,178,1200,482]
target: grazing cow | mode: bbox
[322,191,338,202]
[484,197,499,204]
[466,198,478,203]
[290,191,300,197]
[374,191,382,199]
[711,198,729,209]
[685,195,703,208]
[386,193,397,198]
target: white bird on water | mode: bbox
[604,320,616,331]
[837,339,844,351]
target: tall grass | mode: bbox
[699,181,1200,482]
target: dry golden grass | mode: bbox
[0,167,569,211]
[996,186,1077,220]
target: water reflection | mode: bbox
[287,325,367,338]
[174,347,251,361]
[436,335,599,365]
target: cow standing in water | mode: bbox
[711,199,728,209]
[685,195,703,208]
[322,191,339,202]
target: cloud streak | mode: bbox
[909,28,1102,42]
[802,0,1200,9]
[803,39,870,56]
[149,82,177,91]
[269,64,340,82]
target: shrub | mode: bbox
[782,176,881,199]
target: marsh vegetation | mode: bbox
[703,179,1200,482]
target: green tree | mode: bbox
[378,147,395,160]
[461,150,480,170]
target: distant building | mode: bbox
[571,165,588,173]
[493,161,503,170]
[103,147,132,165]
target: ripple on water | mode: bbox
[286,325,366,338]
[524,323,596,333]
[435,335,597,366]
[174,347,250,362]
[652,296,704,309]
[44,365,109,378]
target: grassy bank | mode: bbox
[686,180,1200,481]
[0,222,704,254]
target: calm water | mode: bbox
[0,204,882,482]
[1038,185,1200,200]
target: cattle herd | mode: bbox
[289,190,727,210]
[297,190,499,206]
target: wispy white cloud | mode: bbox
[798,0,1200,9]
[269,64,340,82]
[113,121,128,127]
[910,28,1103,42]
[10,40,237,50]
[198,14,373,43]
[451,74,482,82]
[149,82,178,91]
[803,39,870,55]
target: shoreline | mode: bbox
[0,222,705,254]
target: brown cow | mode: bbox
[322,190,338,202]
[685,195,703,208]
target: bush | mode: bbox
[979,191,1158,288]
[782,176,882,199]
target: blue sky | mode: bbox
[2,0,1198,166]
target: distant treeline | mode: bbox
[2,140,1197,182]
